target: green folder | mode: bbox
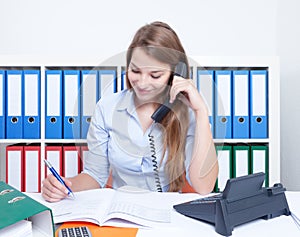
[232,145,250,178]
[0,181,54,236]
[214,145,233,192]
[250,145,269,187]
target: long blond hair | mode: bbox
[126,21,190,191]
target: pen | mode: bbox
[44,159,75,199]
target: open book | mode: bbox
[28,187,193,228]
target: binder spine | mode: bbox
[0,70,5,138]
[232,70,250,138]
[63,70,81,139]
[45,145,63,177]
[23,70,41,139]
[45,70,63,139]
[6,145,24,191]
[81,70,98,139]
[24,145,41,192]
[197,69,215,138]
[6,70,23,139]
[98,69,117,100]
[214,70,232,139]
[250,70,268,138]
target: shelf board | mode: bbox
[0,139,87,144]
[213,139,269,144]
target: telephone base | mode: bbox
[174,173,291,236]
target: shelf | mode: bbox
[0,56,280,190]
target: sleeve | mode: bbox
[82,101,110,188]
[184,109,196,186]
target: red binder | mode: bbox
[24,145,41,192]
[45,145,63,178]
[80,145,89,172]
[6,145,24,191]
[63,145,81,178]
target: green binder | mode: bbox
[0,181,54,236]
[214,145,233,192]
[232,145,250,178]
[250,145,269,187]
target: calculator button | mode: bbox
[61,229,68,237]
[68,228,75,237]
[74,227,82,237]
[81,227,89,237]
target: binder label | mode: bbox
[82,74,97,115]
[217,75,231,116]
[234,74,248,116]
[24,74,38,115]
[47,74,61,116]
[65,75,79,116]
[0,74,3,116]
[7,74,22,116]
[252,75,266,116]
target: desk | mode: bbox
[31,191,300,237]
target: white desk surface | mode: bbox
[31,191,300,237]
[136,191,300,237]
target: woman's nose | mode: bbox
[138,73,150,86]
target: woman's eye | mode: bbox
[131,69,140,74]
[151,74,161,79]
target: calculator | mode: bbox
[58,226,92,237]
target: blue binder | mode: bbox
[45,70,63,139]
[232,70,250,138]
[214,70,232,139]
[197,70,215,137]
[98,69,117,100]
[63,70,81,139]
[6,70,23,139]
[23,70,40,139]
[0,70,5,138]
[250,70,268,138]
[81,70,98,139]
[121,69,127,91]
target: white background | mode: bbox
[0,0,299,190]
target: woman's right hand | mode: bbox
[41,174,72,202]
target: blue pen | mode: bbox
[44,159,75,199]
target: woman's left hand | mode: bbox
[170,76,208,113]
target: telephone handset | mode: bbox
[151,61,188,123]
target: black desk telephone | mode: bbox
[173,173,291,236]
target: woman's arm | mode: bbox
[188,108,218,194]
[170,76,219,194]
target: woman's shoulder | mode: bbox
[96,89,130,109]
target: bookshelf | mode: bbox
[0,55,280,190]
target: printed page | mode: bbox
[102,187,174,227]
[27,188,116,224]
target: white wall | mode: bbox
[0,0,299,190]
[277,0,300,190]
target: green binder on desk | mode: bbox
[0,181,54,236]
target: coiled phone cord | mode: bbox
[148,130,163,192]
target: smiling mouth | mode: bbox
[136,88,151,94]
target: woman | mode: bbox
[42,21,218,202]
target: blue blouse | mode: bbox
[82,89,196,191]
